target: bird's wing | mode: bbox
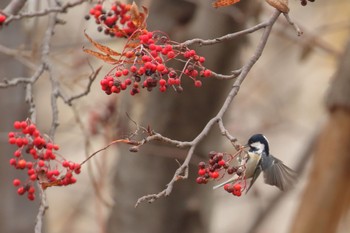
[261,155,297,191]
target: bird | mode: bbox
[213,134,297,193]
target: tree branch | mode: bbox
[135,9,282,207]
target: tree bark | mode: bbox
[290,36,350,233]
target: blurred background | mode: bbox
[0,0,350,233]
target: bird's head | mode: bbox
[246,134,270,155]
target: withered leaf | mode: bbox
[212,0,240,8]
[84,31,121,56]
[83,48,118,63]
[130,2,148,29]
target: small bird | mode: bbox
[213,134,297,192]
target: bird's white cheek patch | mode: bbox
[250,142,265,153]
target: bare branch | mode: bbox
[34,187,48,233]
[283,13,303,36]
[179,19,271,47]
[135,9,282,206]
[3,0,89,25]
[3,0,27,15]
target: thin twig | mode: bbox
[65,66,102,105]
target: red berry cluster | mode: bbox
[196,151,233,184]
[196,150,246,197]
[8,120,80,201]
[0,13,6,25]
[100,30,212,95]
[85,2,136,38]
[300,0,315,6]
[223,183,242,196]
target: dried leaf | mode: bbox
[212,0,240,8]
[41,180,62,189]
[84,31,121,56]
[83,48,118,63]
[265,0,289,13]
[125,42,139,49]
[130,2,148,29]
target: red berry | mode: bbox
[17,187,25,195]
[26,162,33,169]
[38,160,45,167]
[156,64,165,72]
[141,55,150,62]
[28,169,35,175]
[27,124,36,134]
[0,14,6,24]
[159,86,167,92]
[8,137,16,144]
[115,71,122,77]
[159,79,166,86]
[52,170,60,176]
[14,121,21,129]
[197,177,208,184]
[13,179,21,186]
[167,51,175,59]
[122,69,129,76]
[224,184,230,191]
[8,132,15,138]
[14,150,21,157]
[203,69,212,77]
[233,183,241,191]
[30,174,37,181]
[234,190,242,197]
[198,169,206,176]
[62,160,69,167]
[9,158,16,166]
[17,159,26,169]
[28,186,35,194]
[198,161,206,169]
[66,172,73,179]
[27,193,35,201]
[20,121,27,129]
[199,56,205,63]
[194,80,202,87]
[94,4,103,11]
[16,138,24,147]
[130,65,137,73]
[211,171,219,179]
[218,160,226,166]
[149,44,156,50]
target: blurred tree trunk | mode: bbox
[290,37,350,233]
[0,1,38,232]
[107,1,251,233]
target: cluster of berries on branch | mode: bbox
[84,2,212,96]
[100,30,212,95]
[85,2,137,38]
[8,120,80,200]
[196,150,248,197]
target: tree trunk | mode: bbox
[290,36,350,233]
